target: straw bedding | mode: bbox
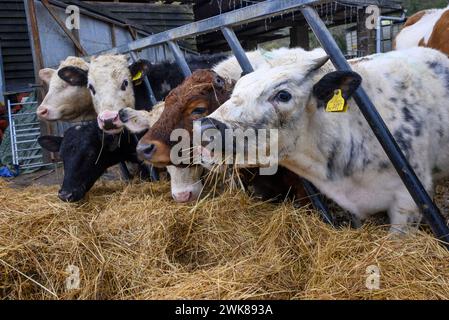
[1,179,449,300]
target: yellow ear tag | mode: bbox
[325,89,348,112]
[132,71,143,82]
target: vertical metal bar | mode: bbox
[129,51,157,106]
[301,179,333,226]
[220,25,333,224]
[301,6,449,245]
[167,41,192,77]
[7,100,16,166]
[119,162,131,181]
[221,27,254,75]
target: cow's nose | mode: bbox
[118,109,129,123]
[102,119,117,131]
[136,142,156,160]
[37,106,48,118]
[172,191,193,203]
[199,117,228,135]
[58,190,75,202]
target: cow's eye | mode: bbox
[88,84,96,95]
[191,107,207,115]
[274,90,292,103]
[121,79,129,91]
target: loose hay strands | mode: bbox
[0,179,449,299]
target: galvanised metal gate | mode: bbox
[93,0,448,247]
[7,93,51,170]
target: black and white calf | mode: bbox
[38,122,144,202]
[200,47,449,234]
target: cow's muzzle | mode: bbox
[58,189,82,202]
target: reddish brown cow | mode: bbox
[394,5,449,56]
[121,69,310,203]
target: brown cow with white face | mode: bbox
[119,69,310,204]
[37,56,96,121]
[394,5,449,56]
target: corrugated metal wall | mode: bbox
[0,0,35,91]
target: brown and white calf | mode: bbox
[394,5,449,56]
[119,68,310,204]
[37,56,96,121]
[200,47,449,233]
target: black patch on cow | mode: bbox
[432,166,442,175]
[401,106,422,136]
[144,53,228,102]
[326,142,340,180]
[378,161,390,171]
[343,136,356,177]
[395,81,408,91]
[427,61,449,91]
[389,97,397,103]
[394,126,413,158]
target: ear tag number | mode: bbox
[326,89,347,112]
[132,71,143,82]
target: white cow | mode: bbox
[202,47,449,233]
[37,56,96,121]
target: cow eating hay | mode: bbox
[201,47,449,234]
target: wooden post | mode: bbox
[24,0,53,162]
[290,23,309,49]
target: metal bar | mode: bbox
[9,101,38,106]
[102,0,322,55]
[16,139,40,144]
[301,5,449,245]
[12,112,39,116]
[119,162,131,181]
[219,24,332,223]
[129,51,157,106]
[41,0,88,56]
[221,27,254,75]
[16,132,41,138]
[167,41,192,77]
[15,128,41,133]
[14,122,40,127]
[7,100,16,166]
[17,147,43,152]
[302,179,333,225]
[18,155,43,161]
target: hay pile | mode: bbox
[1,179,449,299]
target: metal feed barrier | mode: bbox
[91,0,448,246]
[7,95,51,170]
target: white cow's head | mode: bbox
[89,55,151,134]
[200,53,362,166]
[167,165,204,203]
[37,56,96,121]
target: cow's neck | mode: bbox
[280,103,363,187]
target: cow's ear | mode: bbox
[313,71,362,106]
[39,68,55,84]
[58,66,88,86]
[38,136,63,152]
[129,59,151,83]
